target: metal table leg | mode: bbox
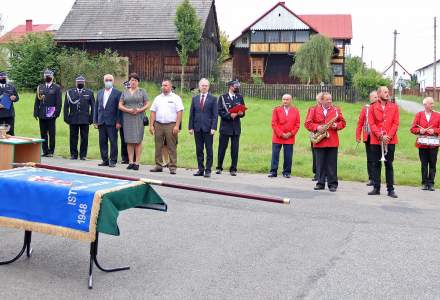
[0,231,33,265]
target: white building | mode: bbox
[415,60,440,92]
[382,60,412,89]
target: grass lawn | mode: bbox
[11,82,438,188]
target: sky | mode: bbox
[0,0,439,73]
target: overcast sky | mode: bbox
[1,0,438,73]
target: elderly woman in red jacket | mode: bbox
[410,97,440,191]
[269,94,300,178]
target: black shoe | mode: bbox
[42,153,49,157]
[132,164,139,171]
[230,171,237,176]
[429,185,435,191]
[121,160,129,164]
[170,169,176,175]
[46,153,53,158]
[108,163,116,168]
[366,181,373,186]
[80,157,86,161]
[98,161,109,166]
[150,167,163,172]
[268,173,277,178]
[314,184,325,190]
[368,188,380,195]
[422,184,429,190]
[312,177,318,181]
[127,164,134,170]
[70,156,77,160]
[193,171,204,176]
[216,169,222,175]
[387,190,398,198]
[329,186,337,192]
[283,174,291,178]
[204,171,211,178]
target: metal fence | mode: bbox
[209,83,358,102]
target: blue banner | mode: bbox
[0,168,132,240]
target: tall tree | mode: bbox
[290,34,334,84]
[217,30,230,64]
[175,0,202,93]
[344,55,365,87]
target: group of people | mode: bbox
[0,69,438,192]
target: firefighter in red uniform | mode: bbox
[367,86,399,198]
[356,90,378,186]
[410,97,440,191]
[305,92,346,192]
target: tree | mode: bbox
[344,55,365,87]
[6,32,59,89]
[290,34,333,84]
[218,30,230,64]
[0,46,8,71]
[353,68,391,99]
[175,0,202,93]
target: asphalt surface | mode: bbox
[396,98,423,114]
[1,157,439,299]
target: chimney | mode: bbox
[25,19,33,32]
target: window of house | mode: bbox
[241,36,248,44]
[331,64,343,76]
[251,31,265,43]
[280,31,294,43]
[295,31,310,42]
[251,57,265,77]
[266,31,280,43]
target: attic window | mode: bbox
[242,37,248,44]
[279,13,281,17]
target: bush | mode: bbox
[251,74,264,85]
[353,68,391,100]
[6,32,59,89]
[0,46,8,71]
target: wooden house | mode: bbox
[55,0,220,87]
[230,2,352,86]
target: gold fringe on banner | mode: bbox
[0,181,145,242]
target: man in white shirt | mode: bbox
[149,79,184,174]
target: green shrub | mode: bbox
[353,68,391,99]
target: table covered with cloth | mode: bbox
[0,167,167,242]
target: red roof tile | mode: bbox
[0,24,55,43]
[299,14,352,40]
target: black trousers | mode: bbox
[39,118,56,155]
[419,148,438,186]
[217,134,240,172]
[311,143,317,178]
[69,124,89,159]
[370,144,395,191]
[270,143,293,175]
[315,147,338,188]
[364,136,374,181]
[0,117,14,135]
[98,125,118,164]
[194,131,214,172]
[119,127,129,162]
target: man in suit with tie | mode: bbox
[216,79,246,176]
[93,74,122,167]
[188,78,218,178]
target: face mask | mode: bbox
[104,81,113,89]
[77,83,84,90]
[234,88,240,94]
[0,79,6,84]
[45,76,52,83]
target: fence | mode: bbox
[402,88,440,101]
[209,83,358,103]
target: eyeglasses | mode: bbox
[104,79,113,82]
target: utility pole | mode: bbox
[361,44,364,62]
[434,17,437,101]
[392,30,399,100]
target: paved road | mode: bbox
[1,158,440,299]
[396,98,423,114]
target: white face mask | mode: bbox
[104,81,113,89]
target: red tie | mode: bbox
[200,94,205,110]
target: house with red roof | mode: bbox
[230,2,352,86]
[0,20,57,44]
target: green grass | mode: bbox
[12,82,439,188]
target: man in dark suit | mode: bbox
[34,69,62,157]
[64,75,95,160]
[188,78,218,178]
[216,79,246,176]
[93,74,122,167]
[0,71,19,135]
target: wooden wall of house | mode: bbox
[198,4,220,79]
[232,48,251,82]
[263,54,299,84]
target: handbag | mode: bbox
[143,114,149,126]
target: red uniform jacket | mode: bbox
[271,105,300,144]
[305,105,346,148]
[410,111,440,148]
[367,100,400,145]
[355,104,371,142]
